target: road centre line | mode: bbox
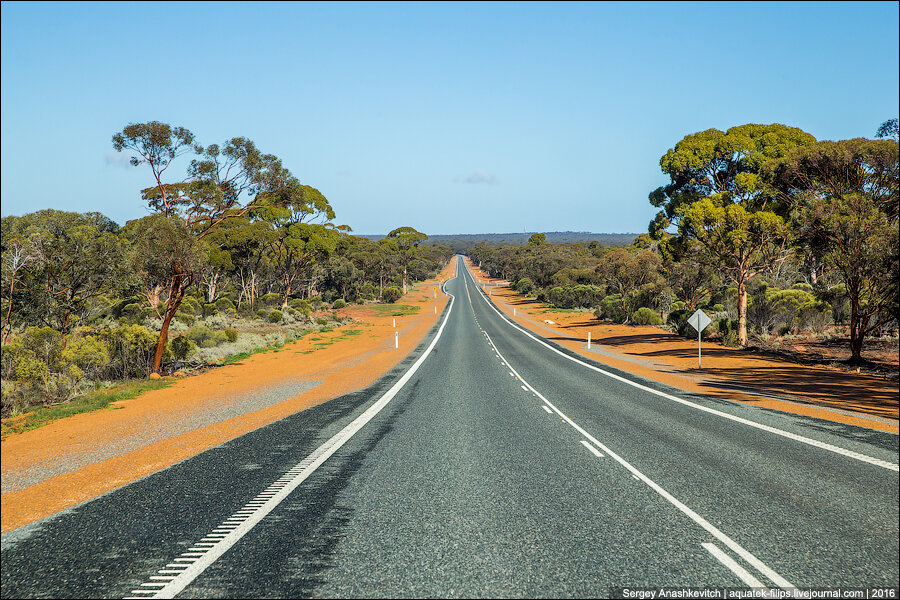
[542,405,553,414]
[580,440,605,458]
[702,542,765,588]
[125,269,459,599]
[477,321,793,590]
[465,264,899,472]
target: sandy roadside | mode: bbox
[1,260,457,534]
[463,257,899,433]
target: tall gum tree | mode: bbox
[386,227,427,294]
[763,138,899,363]
[648,123,816,345]
[113,122,295,373]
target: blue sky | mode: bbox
[2,1,898,235]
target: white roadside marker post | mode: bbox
[392,317,395,328]
[513,308,516,317]
[587,331,591,350]
[686,309,712,368]
[395,331,398,349]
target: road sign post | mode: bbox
[686,309,712,368]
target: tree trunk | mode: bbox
[206,270,219,303]
[282,281,292,309]
[152,278,186,374]
[402,265,408,295]
[848,289,865,363]
[737,280,748,347]
[152,304,176,374]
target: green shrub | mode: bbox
[667,309,693,337]
[515,278,534,294]
[333,299,347,309]
[669,301,686,313]
[381,287,402,304]
[185,325,228,348]
[632,307,663,326]
[202,303,218,317]
[100,324,158,378]
[290,298,312,316]
[174,311,195,325]
[225,328,238,343]
[597,295,626,323]
[121,303,144,319]
[170,335,197,360]
[719,318,739,347]
[62,336,110,377]
[256,309,268,320]
[548,284,605,309]
[359,283,375,299]
[260,293,282,308]
[180,296,201,315]
[215,297,235,312]
[268,310,284,323]
[317,317,329,326]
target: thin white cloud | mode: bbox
[104,150,136,168]
[453,168,497,185]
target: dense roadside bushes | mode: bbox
[1,207,452,416]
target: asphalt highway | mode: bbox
[2,255,898,598]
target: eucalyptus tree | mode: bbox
[257,184,343,306]
[1,211,120,344]
[112,122,295,373]
[764,138,899,362]
[648,123,816,345]
[1,217,37,344]
[386,226,427,294]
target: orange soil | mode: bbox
[465,257,899,433]
[0,261,456,534]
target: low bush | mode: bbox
[333,299,347,309]
[359,284,375,300]
[184,325,228,348]
[597,294,626,323]
[515,278,534,294]
[215,297,235,312]
[381,287,402,304]
[170,335,197,360]
[225,328,238,343]
[290,298,312,316]
[632,307,662,326]
[268,309,284,323]
[259,293,282,308]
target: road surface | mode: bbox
[2,256,898,598]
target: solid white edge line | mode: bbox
[702,542,766,588]
[466,263,899,472]
[129,266,459,600]
[478,314,794,589]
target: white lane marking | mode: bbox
[128,268,460,599]
[703,542,765,588]
[468,265,899,472]
[521,385,528,391]
[580,440,605,458]
[542,405,553,414]
[480,326,793,589]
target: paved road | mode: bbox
[2,256,898,598]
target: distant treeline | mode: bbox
[360,232,638,253]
